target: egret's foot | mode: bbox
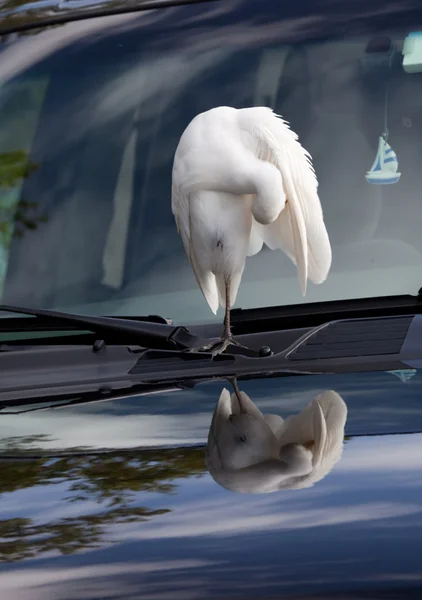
[186,335,249,358]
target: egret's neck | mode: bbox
[252,162,286,225]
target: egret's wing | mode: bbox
[208,388,232,441]
[278,390,347,490]
[171,183,219,314]
[206,388,232,471]
[238,106,331,294]
[264,203,332,285]
[312,390,348,467]
[310,399,327,469]
[247,218,265,257]
[171,182,190,256]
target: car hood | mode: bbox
[1,368,422,599]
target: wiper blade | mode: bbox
[230,293,422,335]
[0,304,201,351]
[0,382,187,414]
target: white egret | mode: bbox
[206,382,347,494]
[172,106,331,355]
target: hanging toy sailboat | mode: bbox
[387,369,417,383]
[366,134,401,184]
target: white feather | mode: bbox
[247,216,265,257]
[171,105,331,312]
[206,388,347,494]
[237,106,331,293]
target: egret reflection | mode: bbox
[206,381,347,494]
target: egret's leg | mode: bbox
[229,377,246,413]
[186,280,248,357]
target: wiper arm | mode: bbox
[0,304,201,351]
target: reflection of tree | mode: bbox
[0,0,125,40]
[0,77,50,293]
[0,507,170,562]
[0,150,47,248]
[0,150,38,187]
[0,0,64,39]
[0,435,206,562]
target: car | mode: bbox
[1,0,422,597]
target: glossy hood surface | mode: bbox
[1,368,422,599]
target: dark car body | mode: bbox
[1,0,422,598]
[2,360,422,599]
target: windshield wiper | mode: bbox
[0,304,203,351]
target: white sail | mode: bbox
[383,141,399,173]
[366,136,401,184]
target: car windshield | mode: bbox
[0,0,422,326]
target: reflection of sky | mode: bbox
[1,369,422,451]
[1,433,422,598]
